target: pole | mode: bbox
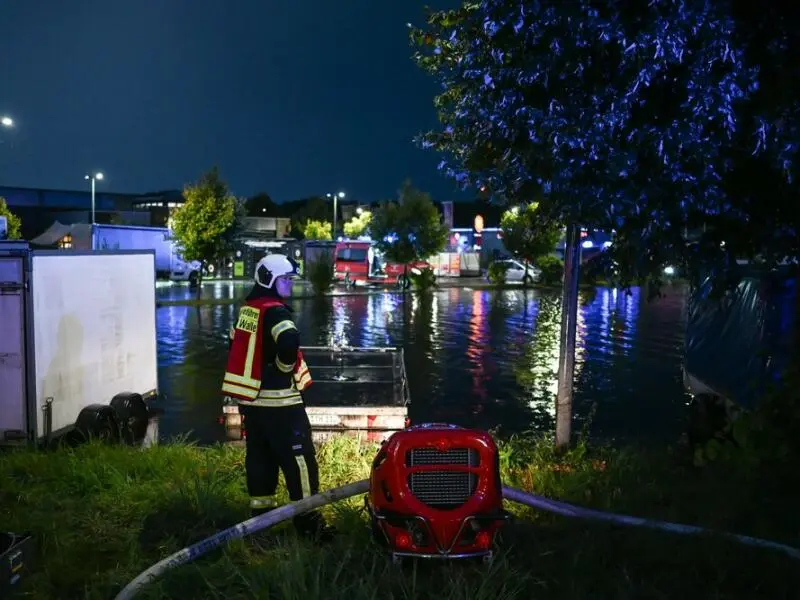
[555,223,582,448]
[333,194,338,240]
[91,177,96,225]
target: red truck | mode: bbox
[333,240,430,288]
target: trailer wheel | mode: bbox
[110,392,149,444]
[75,404,121,444]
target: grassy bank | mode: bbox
[2,435,797,599]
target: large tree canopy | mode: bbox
[410,0,799,288]
[170,167,243,273]
[371,180,449,265]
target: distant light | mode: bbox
[338,191,345,198]
[474,214,484,233]
[1,116,13,127]
[664,266,675,275]
[602,241,612,248]
[96,172,104,180]
[581,240,594,249]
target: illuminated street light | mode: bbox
[85,172,105,224]
[326,191,346,238]
[1,116,13,128]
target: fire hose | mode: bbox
[114,481,800,600]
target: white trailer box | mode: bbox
[0,243,158,446]
[92,224,200,283]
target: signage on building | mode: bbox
[442,201,454,230]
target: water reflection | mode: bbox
[154,284,690,445]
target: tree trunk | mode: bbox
[555,224,582,448]
[195,261,205,298]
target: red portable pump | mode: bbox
[366,423,511,564]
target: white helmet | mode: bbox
[254,254,297,288]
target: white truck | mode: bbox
[92,224,201,283]
[0,242,159,447]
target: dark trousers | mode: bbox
[239,403,325,533]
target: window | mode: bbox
[337,248,368,262]
[59,234,72,249]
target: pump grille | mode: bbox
[408,471,478,509]
[406,447,480,467]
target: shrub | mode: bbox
[537,255,564,285]
[408,265,437,291]
[307,253,334,295]
[487,261,509,285]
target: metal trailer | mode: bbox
[221,345,411,444]
[0,243,159,447]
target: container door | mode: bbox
[0,256,27,440]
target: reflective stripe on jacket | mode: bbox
[222,295,313,404]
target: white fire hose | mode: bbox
[114,480,800,600]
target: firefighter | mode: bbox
[222,253,334,541]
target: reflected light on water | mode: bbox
[330,300,349,346]
[468,291,489,401]
[154,282,690,445]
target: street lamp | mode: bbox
[1,116,13,128]
[85,172,104,224]
[326,191,346,238]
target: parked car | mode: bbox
[488,258,541,284]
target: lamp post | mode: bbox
[326,191,346,239]
[85,172,104,224]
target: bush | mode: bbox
[487,261,509,285]
[536,255,564,285]
[408,265,437,291]
[307,253,334,295]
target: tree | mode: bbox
[244,192,277,216]
[302,220,332,241]
[370,180,449,266]
[343,210,372,239]
[500,202,562,283]
[0,197,22,239]
[288,196,331,238]
[410,1,797,292]
[169,167,242,286]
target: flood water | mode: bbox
[152,281,691,446]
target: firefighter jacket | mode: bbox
[222,292,312,406]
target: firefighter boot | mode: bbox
[249,497,279,520]
[294,510,336,543]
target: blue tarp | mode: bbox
[685,266,797,410]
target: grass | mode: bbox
[2,434,799,599]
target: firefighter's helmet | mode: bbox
[254,254,297,289]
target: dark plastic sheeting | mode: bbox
[685,267,797,410]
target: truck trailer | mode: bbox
[0,243,159,447]
[92,224,201,283]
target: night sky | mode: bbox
[0,0,468,203]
